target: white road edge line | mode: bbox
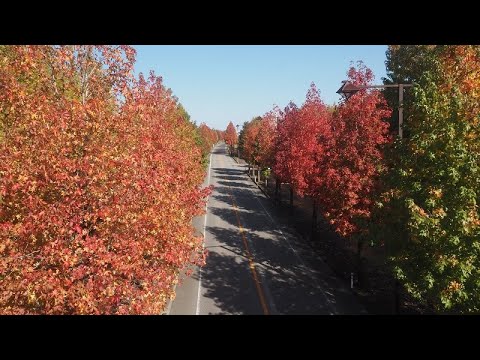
[195,147,213,315]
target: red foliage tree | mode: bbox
[321,62,392,237]
[224,121,237,154]
[216,130,225,142]
[198,123,218,148]
[273,84,331,197]
[271,85,332,209]
[273,103,297,186]
[295,84,332,198]
[0,46,209,314]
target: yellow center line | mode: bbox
[230,195,270,315]
[219,153,270,315]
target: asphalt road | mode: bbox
[169,143,366,315]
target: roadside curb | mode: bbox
[247,173,271,200]
[230,155,272,200]
[246,172,310,243]
[162,275,179,315]
[232,156,241,164]
[243,168,309,244]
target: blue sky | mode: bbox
[133,45,388,130]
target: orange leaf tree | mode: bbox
[0,46,209,314]
[240,116,262,165]
[255,110,278,170]
[197,122,219,164]
[273,84,332,205]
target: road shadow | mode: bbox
[201,164,365,314]
[215,181,255,189]
[193,248,265,315]
[210,187,278,234]
[211,167,245,176]
[201,224,363,314]
[255,176,404,314]
[212,147,227,155]
[202,157,362,314]
[214,175,247,182]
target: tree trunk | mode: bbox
[258,167,261,184]
[356,238,363,288]
[275,178,279,202]
[277,180,281,206]
[289,187,294,214]
[312,199,317,240]
[394,279,401,314]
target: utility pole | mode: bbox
[398,84,404,139]
[336,81,413,139]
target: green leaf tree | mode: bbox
[373,46,480,312]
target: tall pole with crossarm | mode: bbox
[336,81,413,139]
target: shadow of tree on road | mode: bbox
[215,181,255,189]
[201,223,366,314]
[193,248,265,315]
[199,164,365,314]
[214,175,246,182]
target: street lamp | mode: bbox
[336,81,413,139]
